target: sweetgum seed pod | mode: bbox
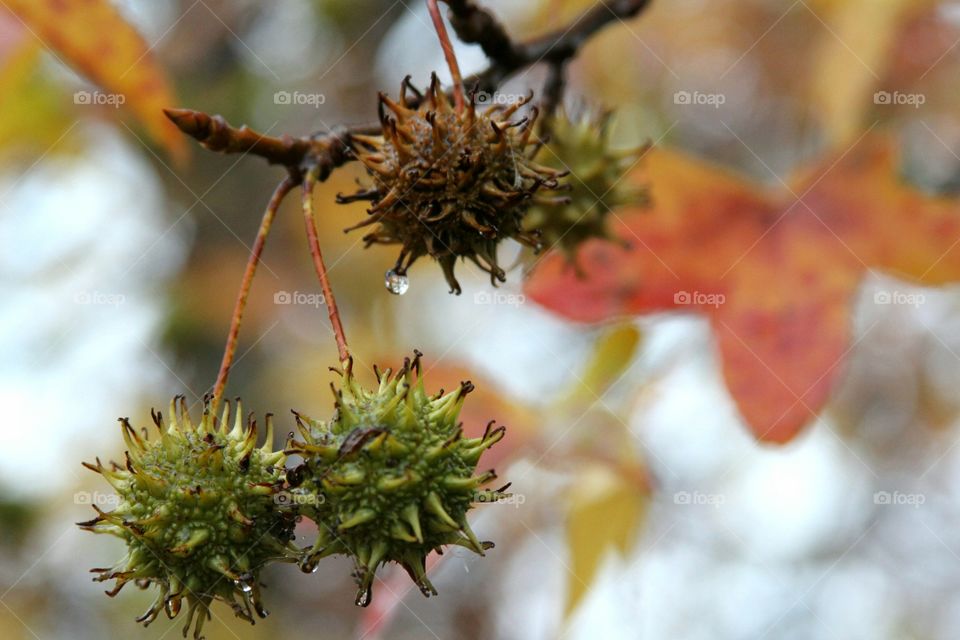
[286,352,510,606]
[341,73,566,294]
[523,109,649,257]
[79,397,299,640]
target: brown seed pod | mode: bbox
[340,73,568,294]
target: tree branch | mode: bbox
[163,108,376,178]
[449,0,652,91]
[444,0,526,72]
[166,0,653,176]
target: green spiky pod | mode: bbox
[78,397,300,640]
[339,73,569,294]
[523,110,648,257]
[286,352,510,605]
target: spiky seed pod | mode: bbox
[340,73,568,294]
[286,352,510,605]
[78,397,299,640]
[522,110,648,257]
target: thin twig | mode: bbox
[164,108,311,167]
[211,176,297,413]
[301,169,350,363]
[428,0,465,112]
[164,108,375,173]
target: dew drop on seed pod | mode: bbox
[385,269,409,295]
[299,557,320,574]
[355,586,372,607]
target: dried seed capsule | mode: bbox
[342,74,565,294]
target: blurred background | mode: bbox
[4,0,960,638]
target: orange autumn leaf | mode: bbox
[526,137,960,443]
[2,0,185,160]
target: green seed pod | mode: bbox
[523,110,648,257]
[340,73,568,294]
[286,352,509,606]
[78,397,299,640]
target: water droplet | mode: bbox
[233,579,253,594]
[355,586,372,607]
[385,269,409,295]
[299,556,320,574]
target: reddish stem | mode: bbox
[211,177,296,413]
[428,0,465,112]
[301,170,350,363]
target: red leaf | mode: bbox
[526,137,960,443]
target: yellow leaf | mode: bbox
[572,323,642,405]
[565,463,646,615]
[0,42,75,158]
[807,0,932,145]
[2,0,185,161]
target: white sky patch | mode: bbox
[0,124,186,498]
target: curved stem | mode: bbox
[211,176,296,413]
[301,169,350,363]
[428,0,465,113]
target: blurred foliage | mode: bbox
[3,0,185,159]
[4,0,960,638]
